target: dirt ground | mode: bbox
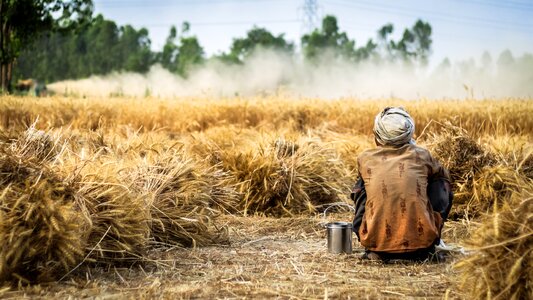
[0,212,470,299]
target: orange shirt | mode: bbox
[357,144,450,253]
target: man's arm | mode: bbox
[426,151,453,221]
[351,177,366,240]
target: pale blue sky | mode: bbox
[94,0,533,66]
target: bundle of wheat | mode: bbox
[425,123,497,214]
[184,126,261,165]
[128,152,229,247]
[225,143,302,216]
[470,165,524,212]
[519,153,533,179]
[221,136,349,216]
[76,169,150,264]
[314,129,375,177]
[456,187,533,299]
[9,125,63,162]
[428,124,495,182]
[207,168,241,215]
[479,134,532,183]
[0,145,86,283]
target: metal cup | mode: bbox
[326,222,353,254]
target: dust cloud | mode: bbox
[48,49,533,99]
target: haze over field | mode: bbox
[49,49,533,99]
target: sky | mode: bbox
[94,0,533,67]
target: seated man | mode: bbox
[351,107,452,261]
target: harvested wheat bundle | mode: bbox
[98,126,176,158]
[456,187,533,299]
[425,122,497,212]
[314,129,375,177]
[427,123,496,182]
[76,170,150,264]
[480,134,533,183]
[183,133,225,166]
[9,125,64,162]
[221,136,349,216]
[172,130,246,214]
[224,146,300,216]
[128,152,229,247]
[519,152,533,179]
[208,168,241,215]
[469,165,525,212]
[66,129,110,156]
[184,127,260,166]
[0,145,86,283]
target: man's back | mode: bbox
[357,144,444,253]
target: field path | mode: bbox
[2,213,466,299]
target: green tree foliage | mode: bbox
[158,26,178,73]
[156,22,204,77]
[377,23,394,59]
[220,27,294,64]
[15,10,437,84]
[15,14,153,82]
[120,26,152,73]
[0,0,93,91]
[175,36,203,76]
[301,15,356,61]
[390,20,432,64]
[301,16,432,64]
[497,49,515,67]
[354,40,378,62]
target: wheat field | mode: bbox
[0,96,531,299]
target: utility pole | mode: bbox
[302,0,319,33]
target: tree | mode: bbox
[301,15,356,61]
[0,0,93,92]
[377,23,394,60]
[175,36,203,76]
[118,25,152,73]
[480,51,492,73]
[85,15,119,75]
[224,27,294,63]
[158,25,178,72]
[156,22,204,77]
[410,20,432,64]
[391,20,432,64]
[497,49,514,67]
[481,51,492,67]
[16,14,153,82]
[354,39,378,61]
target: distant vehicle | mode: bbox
[15,79,48,96]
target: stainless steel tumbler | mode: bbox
[326,222,353,254]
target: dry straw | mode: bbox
[0,134,86,283]
[456,187,532,299]
[426,122,531,218]
[0,96,532,291]
[3,97,532,137]
[127,150,230,247]
[217,135,350,216]
[76,174,151,264]
[425,122,496,214]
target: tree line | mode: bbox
[3,0,436,89]
[0,0,93,91]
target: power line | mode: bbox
[453,0,533,11]
[348,0,533,28]
[324,0,533,33]
[139,19,300,28]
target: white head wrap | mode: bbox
[373,107,415,146]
